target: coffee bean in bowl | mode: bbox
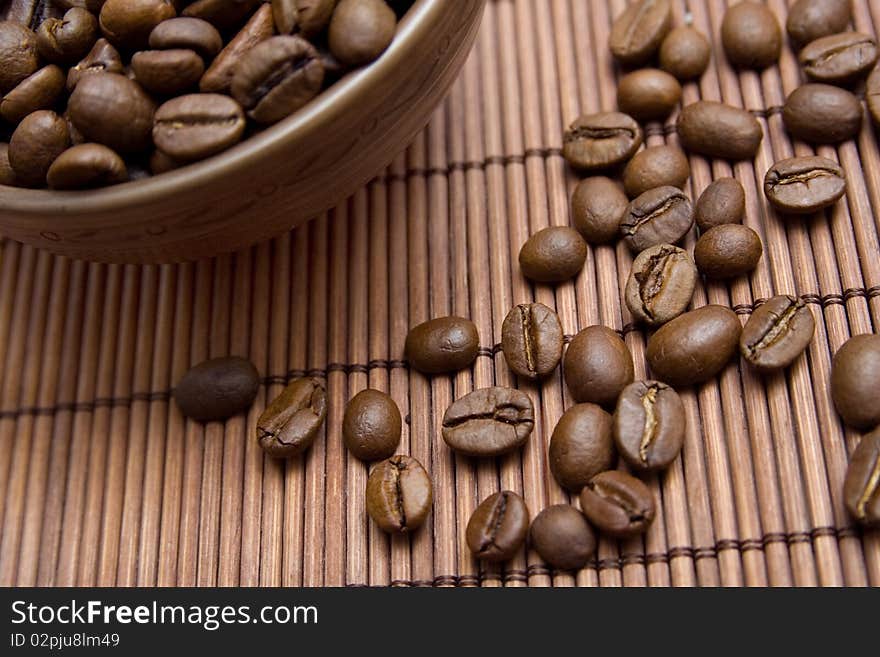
[739,295,815,372]
[529,505,596,571]
[258,377,328,458]
[831,334,880,430]
[466,491,530,562]
[366,455,433,534]
[764,156,846,214]
[174,356,260,422]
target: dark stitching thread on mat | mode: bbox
[375,148,564,183]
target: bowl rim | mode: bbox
[0,0,438,214]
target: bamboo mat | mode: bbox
[1,0,880,588]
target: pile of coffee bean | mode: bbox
[0,0,410,190]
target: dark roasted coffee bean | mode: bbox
[257,377,327,458]
[844,427,880,527]
[466,491,530,562]
[67,38,124,91]
[695,177,745,231]
[571,176,628,244]
[329,0,397,67]
[36,8,99,65]
[153,94,245,162]
[647,305,742,386]
[625,243,696,326]
[99,0,177,50]
[201,4,274,94]
[183,0,263,32]
[529,505,596,571]
[519,226,587,283]
[150,17,222,59]
[132,49,205,96]
[68,73,155,154]
[659,26,711,80]
[8,111,70,188]
[1,65,66,124]
[831,334,880,430]
[579,470,655,537]
[501,302,563,380]
[47,143,128,189]
[442,387,534,457]
[549,403,615,492]
[678,101,763,160]
[562,112,643,172]
[614,381,685,471]
[149,148,181,175]
[173,356,260,422]
[800,32,879,84]
[0,143,18,186]
[293,0,339,38]
[405,316,479,374]
[563,326,634,407]
[694,224,763,279]
[783,84,863,144]
[617,69,681,123]
[0,22,40,95]
[868,68,880,126]
[620,185,694,253]
[609,0,672,66]
[272,0,299,34]
[343,389,401,461]
[740,295,815,372]
[366,455,432,533]
[622,145,690,199]
[721,1,782,69]
[764,156,846,214]
[787,0,852,48]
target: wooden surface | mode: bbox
[1,0,879,587]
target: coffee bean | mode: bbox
[132,49,205,96]
[609,0,672,66]
[739,295,815,372]
[153,94,246,162]
[764,156,846,214]
[529,505,596,571]
[0,143,17,186]
[678,101,763,161]
[343,389,401,461]
[329,0,397,67]
[694,224,763,279]
[868,68,880,126]
[831,334,880,430]
[721,1,782,69]
[67,38,124,92]
[783,84,863,145]
[614,381,685,471]
[99,0,177,50]
[563,326,634,407]
[694,177,745,231]
[257,377,327,458]
[173,356,260,422]
[1,65,66,124]
[0,22,40,95]
[519,226,587,283]
[800,32,879,84]
[501,302,564,380]
[787,0,852,48]
[466,491,530,562]
[549,403,615,492]
[150,148,181,175]
[36,8,98,65]
[844,427,880,528]
[272,0,299,35]
[200,3,274,94]
[622,145,690,199]
[68,73,155,153]
[149,17,223,59]
[183,0,263,32]
[659,26,710,81]
[442,387,534,457]
[620,185,694,253]
[624,243,696,326]
[366,455,432,534]
[232,35,325,125]
[47,143,128,189]
[571,176,628,244]
[292,0,338,39]
[647,305,742,387]
[616,69,681,123]
[405,316,479,374]
[8,110,70,188]
[579,470,656,538]
[562,111,643,172]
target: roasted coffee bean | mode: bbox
[787,0,852,48]
[721,1,782,69]
[678,101,763,161]
[614,381,685,471]
[519,226,587,283]
[183,0,263,32]
[695,177,745,231]
[132,49,205,96]
[405,316,479,374]
[659,26,711,81]
[36,8,99,65]
[783,84,863,144]
[764,156,846,214]
[1,65,66,124]
[868,68,880,125]
[173,356,260,422]
[272,0,299,34]
[620,185,694,253]
[739,295,815,372]
[616,69,681,123]
[150,17,222,59]
[609,0,672,66]
[366,455,432,534]
[68,73,155,154]
[47,143,128,189]
[293,0,338,38]
[466,491,530,562]
[232,35,325,125]
[563,326,634,407]
[329,0,397,67]
[0,144,17,186]
[647,305,742,386]
[579,470,656,537]
[153,94,245,162]
[149,148,181,175]
[549,403,615,492]
[800,32,879,84]
[257,377,327,458]
[66,38,123,91]
[571,176,628,244]
[529,505,596,571]
[622,145,690,199]
[8,111,70,188]
[99,0,177,50]
[343,389,401,461]
[0,22,40,94]
[442,387,534,457]
[562,112,643,172]
[844,427,880,527]
[694,224,763,279]
[624,243,696,326]
[831,334,880,430]
[501,302,564,380]
[201,3,274,94]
